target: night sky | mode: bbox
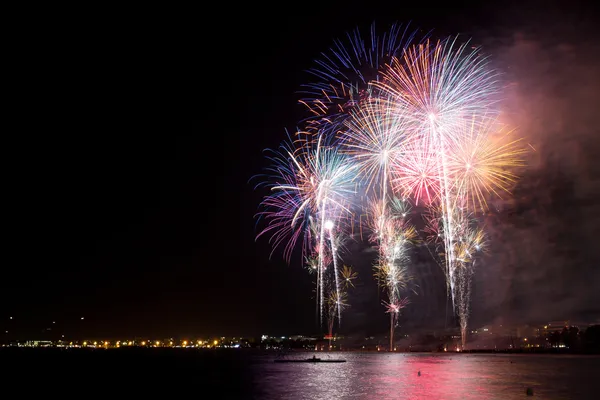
[3,1,599,340]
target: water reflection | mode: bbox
[254,353,600,399]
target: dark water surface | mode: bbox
[3,349,599,399]
[253,352,600,399]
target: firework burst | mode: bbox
[447,116,527,213]
[341,265,358,289]
[392,136,441,205]
[375,37,501,133]
[326,289,349,342]
[341,98,411,196]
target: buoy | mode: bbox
[418,371,421,376]
[526,387,533,396]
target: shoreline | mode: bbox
[1,347,598,355]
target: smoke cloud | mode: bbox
[470,19,600,327]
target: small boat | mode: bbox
[274,355,346,363]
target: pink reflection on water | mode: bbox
[401,355,493,399]
[359,354,493,399]
[258,353,599,399]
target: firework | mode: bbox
[414,113,524,346]
[375,37,502,320]
[256,26,526,344]
[341,265,358,289]
[302,138,357,326]
[300,23,418,140]
[257,134,357,325]
[340,90,419,348]
[398,112,524,346]
[326,289,349,344]
[325,265,357,343]
[304,254,320,274]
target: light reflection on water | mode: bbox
[253,353,600,399]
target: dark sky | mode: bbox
[2,1,599,340]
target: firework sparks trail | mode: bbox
[310,140,356,325]
[368,198,415,350]
[383,297,410,349]
[451,211,486,348]
[422,205,449,291]
[435,117,459,313]
[325,265,357,342]
[304,252,321,322]
[424,202,486,346]
[455,264,473,349]
[423,204,459,312]
[327,222,343,323]
[317,200,327,325]
[415,111,525,344]
[418,113,525,341]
